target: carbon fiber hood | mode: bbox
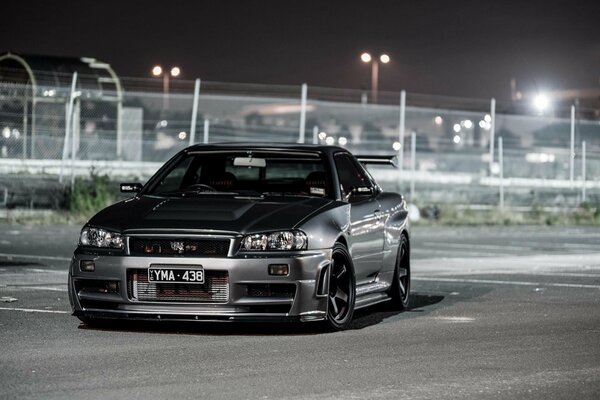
[87,194,333,234]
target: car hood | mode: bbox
[88,194,334,234]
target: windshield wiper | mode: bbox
[155,189,239,197]
[261,192,313,197]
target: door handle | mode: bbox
[373,209,382,219]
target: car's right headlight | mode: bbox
[79,226,124,249]
[241,230,307,251]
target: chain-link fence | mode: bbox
[1,69,599,209]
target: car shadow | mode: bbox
[348,292,445,330]
[78,292,445,336]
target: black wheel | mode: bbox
[390,234,410,310]
[325,243,356,331]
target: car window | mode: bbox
[154,156,195,193]
[147,151,331,197]
[334,153,373,195]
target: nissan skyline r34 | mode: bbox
[68,144,411,330]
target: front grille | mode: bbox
[129,238,230,257]
[127,269,229,303]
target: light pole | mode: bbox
[361,52,390,104]
[152,65,181,110]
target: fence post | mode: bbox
[203,119,210,144]
[398,90,406,174]
[298,83,307,143]
[489,97,496,174]
[499,136,504,209]
[570,104,575,186]
[59,72,78,183]
[312,126,319,145]
[582,140,586,202]
[189,78,201,146]
[70,98,80,187]
[410,131,416,202]
[22,98,28,160]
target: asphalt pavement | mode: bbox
[0,224,599,399]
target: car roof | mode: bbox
[184,142,348,156]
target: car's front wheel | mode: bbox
[325,243,356,331]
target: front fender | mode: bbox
[298,201,350,250]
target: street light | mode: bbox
[533,93,550,113]
[361,52,390,103]
[152,65,181,109]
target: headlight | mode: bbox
[79,227,124,249]
[241,230,307,251]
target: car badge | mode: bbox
[170,241,185,253]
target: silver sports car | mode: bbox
[68,144,411,330]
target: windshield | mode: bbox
[146,151,332,198]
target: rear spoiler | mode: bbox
[356,155,398,168]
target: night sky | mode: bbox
[2,0,599,99]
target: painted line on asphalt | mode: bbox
[413,277,600,289]
[0,252,71,262]
[431,316,475,323]
[0,307,69,314]
[15,286,67,292]
[422,242,533,252]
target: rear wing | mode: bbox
[356,155,398,168]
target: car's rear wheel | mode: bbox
[390,234,410,310]
[325,243,356,331]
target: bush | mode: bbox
[65,170,115,216]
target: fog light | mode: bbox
[268,264,289,276]
[106,281,118,293]
[80,260,95,272]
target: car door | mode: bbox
[333,152,384,284]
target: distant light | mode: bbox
[159,120,168,128]
[11,129,20,139]
[453,135,461,144]
[526,152,556,163]
[434,116,443,125]
[491,162,501,175]
[484,114,491,123]
[453,123,461,133]
[318,131,327,140]
[361,52,372,63]
[170,67,181,77]
[338,136,348,146]
[463,119,473,129]
[533,94,550,112]
[152,65,163,76]
[178,131,187,140]
[325,136,335,145]
[2,127,10,139]
[380,54,390,64]
[479,120,491,130]
[392,141,402,151]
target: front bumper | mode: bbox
[68,250,332,323]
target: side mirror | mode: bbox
[343,186,374,202]
[120,182,142,193]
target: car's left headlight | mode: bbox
[79,226,124,249]
[241,230,307,251]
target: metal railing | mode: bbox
[1,69,599,208]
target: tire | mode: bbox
[390,234,410,310]
[325,243,356,331]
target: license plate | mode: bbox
[148,266,205,284]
